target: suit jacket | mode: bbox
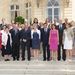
[20,28,31,43]
[56,24,65,44]
[41,28,50,45]
[10,28,19,41]
[10,28,20,48]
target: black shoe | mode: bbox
[43,59,46,61]
[63,59,66,61]
[5,59,10,61]
[28,59,31,61]
[47,59,50,61]
[13,58,16,61]
[17,58,19,61]
[22,58,25,61]
[58,59,61,61]
[1,53,4,57]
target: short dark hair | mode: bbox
[51,24,56,29]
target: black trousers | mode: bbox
[1,45,5,57]
[58,44,66,61]
[12,45,20,60]
[21,42,31,60]
[42,44,50,60]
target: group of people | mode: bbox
[0,18,75,61]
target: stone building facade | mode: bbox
[0,0,75,23]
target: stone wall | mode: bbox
[0,0,74,23]
[63,0,72,21]
[0,0,11,23]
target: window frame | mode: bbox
[47,0,60,22]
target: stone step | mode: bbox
[0,61,74,69]
[0,65,75,69]
[0,61,74,75]
[0,69,74,75]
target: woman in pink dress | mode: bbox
[49,24,59,61]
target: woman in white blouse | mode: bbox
[2,26,12,61]
[31,23,41,60]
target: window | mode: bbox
[25,2,31,24]
[10,5,14,10]
[11,11,15,21]
[10,4,20,22]
[29,2,31,7]
[26,9,28,19]
[10,5,19,10]
[26,3,28,8]
[16,5,19,10]
[47,0,60,22]
[48,8,52,20]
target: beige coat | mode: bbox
[63,27,74,43]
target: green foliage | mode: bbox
[15,16,24,24]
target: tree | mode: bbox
[15,16,25,24]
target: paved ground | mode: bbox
[0,60,75,75]
[0,51,75,75]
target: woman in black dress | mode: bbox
[2,26,12,61]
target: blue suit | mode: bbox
[20,28,31,61]
[10,28,20,60]
[41,28,50,61]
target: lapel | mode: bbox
[59,24,63,30]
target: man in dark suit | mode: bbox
[10,23,20,61]
[20,23,31,61]
[41,23,50,61]
[57,20,66,61]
